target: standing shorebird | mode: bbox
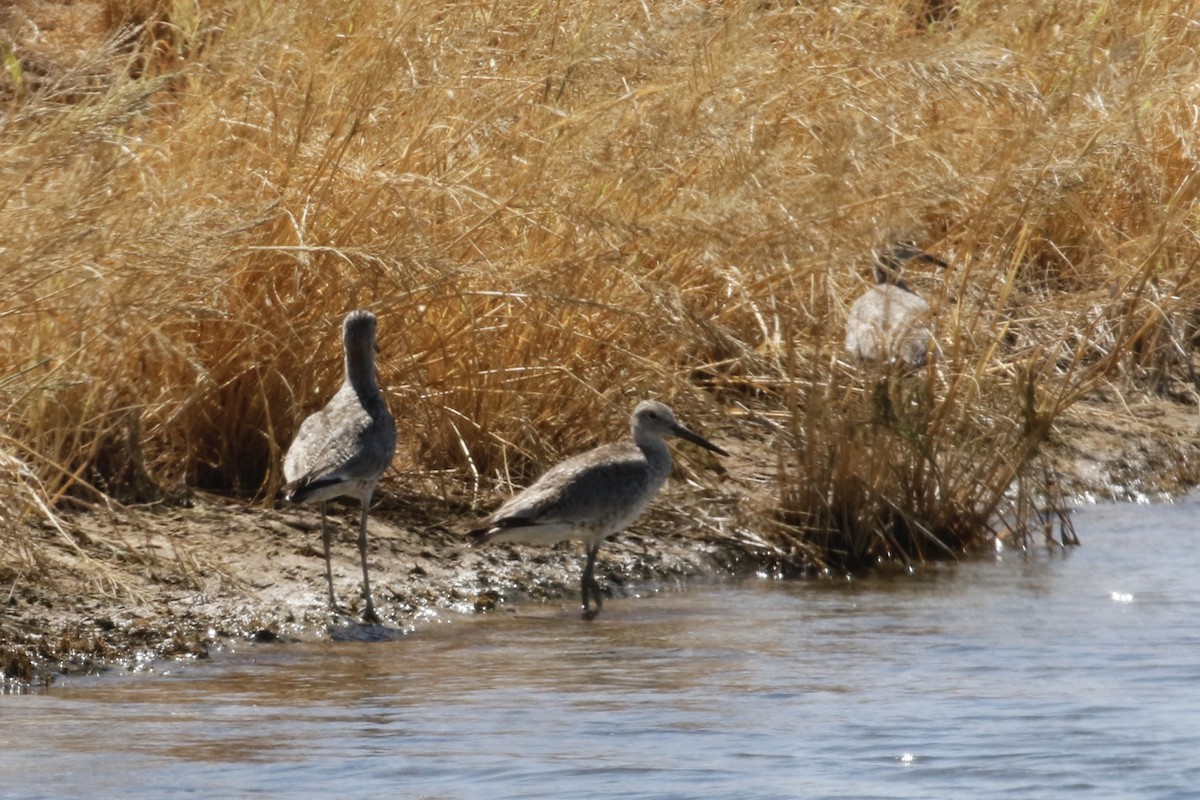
[283,310,396,623]
[844,241,949,368]
[468,400,729,619]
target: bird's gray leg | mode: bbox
[358,489,379,624]
[320,501,337,609]
[581,543,602,620]
[580,548,590,615]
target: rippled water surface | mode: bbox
[3,499,1200,799]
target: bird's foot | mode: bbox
[361,605,381,625]
[581,605,599,621]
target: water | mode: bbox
[3,499,1199,799]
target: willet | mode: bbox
[845,242,949,367]
[468,400,729,619]
[283,309,396,623]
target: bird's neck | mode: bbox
[633,433,673,481]
[343,341,379,402]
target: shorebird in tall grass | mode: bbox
[468,400,728,619]
[845,242,949,368]
[283,310,396,623]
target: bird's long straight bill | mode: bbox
[671,424,730,457]
[915,252,950,270]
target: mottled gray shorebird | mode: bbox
[283,310,396,623]
[468,400,729,619]
[845,242,949,367]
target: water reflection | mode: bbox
[2,498,1200,799]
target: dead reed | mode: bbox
[1,0,1197,582]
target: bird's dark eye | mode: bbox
[646,411,658,420]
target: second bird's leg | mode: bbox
[320,502,337,609]
[581,543,602,620]
[358,492,379,624]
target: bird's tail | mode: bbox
[284,474,343,504]
[466,527,493,546]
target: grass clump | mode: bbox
[0,0,1197,584]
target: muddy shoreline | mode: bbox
[3,393,1198,690]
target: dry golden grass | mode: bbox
[2,0,1198,577]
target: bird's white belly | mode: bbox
[488,497,653,548]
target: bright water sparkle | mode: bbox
[3,498,1200,799]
